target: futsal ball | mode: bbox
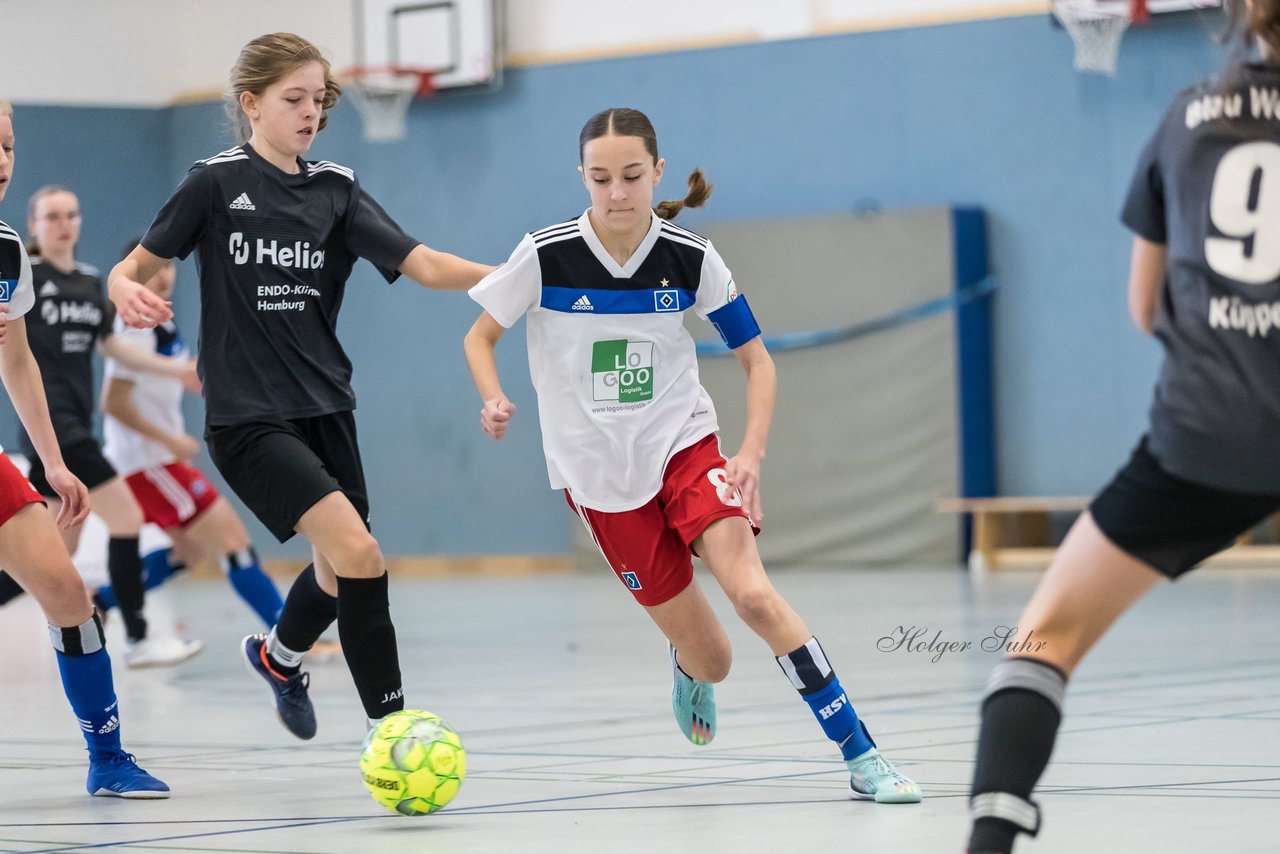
[359,709,466,816]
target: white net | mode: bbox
[346,70,426,142]
[1055,2,1133,75]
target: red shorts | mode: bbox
[566,434,758,607]
[0,453,45,527]
[124,462,220,530]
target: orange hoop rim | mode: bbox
[345,65,436,98]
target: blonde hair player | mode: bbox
[110,33,494,741]
[465,107,921,804]
[967,1,1280,851]
[0,98,168,797]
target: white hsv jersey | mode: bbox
[102,317,189,474]
[470,210,755,512]
[0,221,37,456]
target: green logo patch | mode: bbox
[592,339,654,402]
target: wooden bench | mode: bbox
[937,496,1280,571]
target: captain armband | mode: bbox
[707,294,761,350]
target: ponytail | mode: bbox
[655,169,713,221]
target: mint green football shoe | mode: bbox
[846,748,922,803]
[670,646,716,746]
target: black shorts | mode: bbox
[1090,437,1280,579]
[25,439,118,498]
[205,411,370,543]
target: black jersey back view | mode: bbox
[1123,63,1280,492]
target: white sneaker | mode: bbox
[125,636,204,669]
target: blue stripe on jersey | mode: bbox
[541,286,697,315]
[707,295,761,349]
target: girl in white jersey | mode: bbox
[100,239,284,632]
[109,33,494,741]
[0,98,168,798]
[465,108,921,804]
[966,3,1280,851]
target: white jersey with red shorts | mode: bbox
[470,211,764,605]
[0,221,46,524]
[102,318,219,529]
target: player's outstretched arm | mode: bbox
[463,311,516,440]
[102,376,200,461]
[0,316,89,526]
[725,336,776,523]
[109,244,174,328]
[100,333,197,384]
[1128,236,1168,336]
[399,244,498,292]
[99,336,200,391]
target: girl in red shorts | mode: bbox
[464,107,920,804]
[0,98,167,798]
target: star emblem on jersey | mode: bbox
[660,278,670,287]
[592,339,654,403]
[229,193,256,211]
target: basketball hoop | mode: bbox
[345,66,435,142]
[1053,0,1149,75]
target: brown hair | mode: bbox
[1225,0,1280,61]
[578,108,712,221]
[1248,0,1280,57]
[26,185,76,257]
[226,33,341,143]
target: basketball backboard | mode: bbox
[1052,0,1222,22]
[353,0,500,91]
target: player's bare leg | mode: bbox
[0,504,168,797]
[696,516,921,803]
[968,512,1161,851]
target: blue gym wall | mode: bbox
[2,14,1229,559]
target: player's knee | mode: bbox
[702,650,732,683]
[107,501,145,534]
[32,567,92,622]
[221,526,251,554]
[730,582,781,629]
[336,533,384,578]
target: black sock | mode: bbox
[107,537,147,641]
[270,564,336,675]
[0,571,25,606]
[337,572,403,721]
[968,657,1066,854]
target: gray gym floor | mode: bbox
[1,565,1278,853]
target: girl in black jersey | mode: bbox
[967,3,1280,851]
[5,184,203,668]
[109,33,494,740]
[0,98,168,798]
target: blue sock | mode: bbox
[777,636,876,760]
[222,547,283,627]
[143,547,183,588]
[51,616,123,760]
[804,678,875,759]
[95,547,184,612]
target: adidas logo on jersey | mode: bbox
[39,280,59,297]
[229,193,256,211]
[572,295,594,311]
[97,715,120,735]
